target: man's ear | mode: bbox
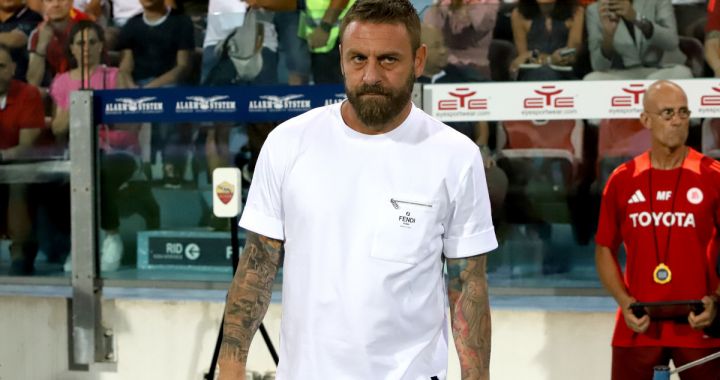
[640,112,651,130]
[414,44,427,78]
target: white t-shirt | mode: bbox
[239,102,497,380]
[110,0,142,25]
[204,0,278,51]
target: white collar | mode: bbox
[143,8,170,26]
[0,94,7,110]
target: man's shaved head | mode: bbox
[640,80,690,152]
[643,80,687,111]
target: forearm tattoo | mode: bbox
[447,255,491,380]
[219,231,283,366]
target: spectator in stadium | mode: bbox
[705,0,720,77]
[201,0,244,85]
[300,0,352,83]
[50,21,159,271]
[26,0,89,87]
[0,45,44,275]
[117,0,193,186]
[272,9,311,85]
[422,0,500,81]
[202,3,278,86]
[418,23,507,221]
[510,0,584,81]
[584,0,692,80]
[207,0,309,85]
[218,1,497,379]
[595,80,720,380]
[116,0,193,88]
[0,0,42,81]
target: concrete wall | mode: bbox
[0,295,622,380]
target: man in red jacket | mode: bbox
[0,45,45,275]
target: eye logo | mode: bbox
[700,86,720,107]
[437,87,487,111]
[523,85,574,109]
[611,84,645,107]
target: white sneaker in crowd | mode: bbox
[100,233,124,272]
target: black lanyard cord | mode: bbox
[647,151,687,267]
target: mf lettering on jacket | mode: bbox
[628,212,696,228]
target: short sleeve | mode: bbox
[177,14,195,51]
[238,131,287,240]
[442,150,498,258]
[596,170,623,251]
[49,73,69,110]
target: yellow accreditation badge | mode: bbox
[653,263,672,285]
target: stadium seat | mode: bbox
[496,119,583,224]
[594,118,651,191]
[498,119,583,167]
[701,118,720,159]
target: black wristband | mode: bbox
[320,21,333,33]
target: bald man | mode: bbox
[595,80,720,380]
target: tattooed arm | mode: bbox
[447,255,491,380]
[218,231,283,380]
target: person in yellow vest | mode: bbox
[300,0,353,83]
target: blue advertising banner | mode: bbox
[93,84,346,124]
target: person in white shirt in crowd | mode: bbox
[217,0,498,379]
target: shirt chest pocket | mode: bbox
[370,196,440,265]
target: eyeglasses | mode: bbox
[72,39,100,48]
[647,107,692,121]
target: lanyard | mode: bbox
[647,152,686,269]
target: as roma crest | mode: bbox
[216,181,235,205]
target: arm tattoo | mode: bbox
[219,231,283,370]
[447,255,491,380]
